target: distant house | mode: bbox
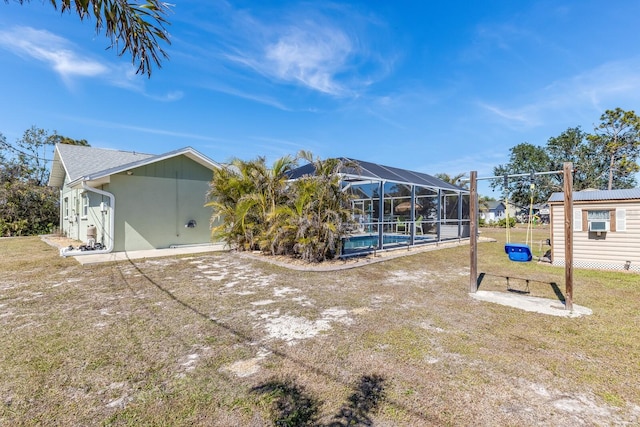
[480,201,516,223]
[548,189,640,272]
[48,144,220,252]
[481,200,505,222]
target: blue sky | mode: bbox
[1,1,640,196]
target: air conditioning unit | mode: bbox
[589,220,609,232]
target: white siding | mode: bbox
[551,201,640,272]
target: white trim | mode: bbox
[60,182,115,257]
[67,147,220,188]
[81,194,89,218]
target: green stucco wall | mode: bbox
[106,156,215,252]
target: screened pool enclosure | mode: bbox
[288,159,471,256]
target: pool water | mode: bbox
[343,234,419,250]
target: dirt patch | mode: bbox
[1,232,639,426]
[40,234,82,249]
[238,238,475,271]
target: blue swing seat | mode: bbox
[505,243,532,262]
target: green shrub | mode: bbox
[497,217,516,228]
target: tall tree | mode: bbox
[6,0,171,77]
[587,108,640,190]
[492,142,552,208]
[0,127,89,236]
[49,135,90,146]
[546,126,601,190]
[1,126,51,186]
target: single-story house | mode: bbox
[548,188,640,272]
[481,201,507,222]
[479,200,523,223]
[48,144,220,253]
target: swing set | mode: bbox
[503,173,536,262]
[467,162,575,311]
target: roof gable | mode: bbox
[49,144,154,187]
[486,201,505,210]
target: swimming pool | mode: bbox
[342,234,432,251]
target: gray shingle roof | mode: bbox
[548,188,640,203]
[48,144,220,187]
[486,201,505,210]
[49,144,153,187]
[78,146,220,183]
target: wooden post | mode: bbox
[563,162,573,311]
[469,171,478,293]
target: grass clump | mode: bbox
[1,231,639,425]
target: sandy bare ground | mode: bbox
[1,234,639,425]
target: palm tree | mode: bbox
[207,155,296,252]
[434,172,468,189]
[288,152,357,262]
[208,151,356,262]
[9,0,171,77]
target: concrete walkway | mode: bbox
[67,243,229,265]
[470,290,593,317]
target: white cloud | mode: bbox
[263,23,353,95]
[223,20,354,96]
[545,59,640,111]
[478,102,541,128]
[0,25,183,101]
[479,57,640,129]
[201,82,291,110]
[0,26,108,79]
[193,4,395,98]
[63,116,228,143]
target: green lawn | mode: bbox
[1,230,638,426]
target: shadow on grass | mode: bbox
[329,374,386,426]
[251,379,320,427]
[252,374,385,427]
[120,257,436,424]
[477,272,566,302]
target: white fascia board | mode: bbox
[71,147,221,185]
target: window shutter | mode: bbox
[574,209,583,232]
[616,209,626,232]
[610,209,616,232]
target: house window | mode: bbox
[64,197,69,219]
[82,194,89,218]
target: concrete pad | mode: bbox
[69,243,229,265]
[470,290,592,318]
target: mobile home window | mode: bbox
[587,210,610,221]
[586,209,611,232]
